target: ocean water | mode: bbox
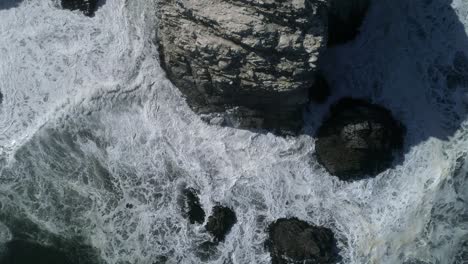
[0,0,467,263]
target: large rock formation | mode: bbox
[156,0,328,134]
[205,206,237,242]
[266,218,338,264]
[315,98,405,180]
[61,0,100,17]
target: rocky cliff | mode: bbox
[156,0,328,134]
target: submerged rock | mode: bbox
[266,218,338,264]
[315,98,405,180]
[0,240,72,264]
[205,206,237,242]
[156,0,328,134]
[179,188,206,224]
[328,0,370,46]
[61,0,100,17]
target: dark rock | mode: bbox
[328,0,370,46]
[61,0,100,17]
[156,0,328,134]
[0,240,72,264]
[266,218,338,264]
[179,188,205,225]
[309,73,331,104]
[315,98,405,180]
[205,206,237,242]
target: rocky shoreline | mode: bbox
[156,0,406,178]
[158,0,407,262]
[4,0,409,263]
[156,0,375,135]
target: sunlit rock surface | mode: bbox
[156,0,328,134]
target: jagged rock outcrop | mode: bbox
[266,218,338,264]
[205,206,237,242]
[156,0,328,134]
[328,0,370,45]
[179,188,205,224]
[315,98,405,180]
[61,0,99,17]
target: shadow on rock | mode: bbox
[315,97,405,181]
[307,0,468,180]
[328,0,370,46]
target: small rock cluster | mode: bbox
[179,188,340,263]
[179,188,237,242]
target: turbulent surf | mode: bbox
[0,0,467,263]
